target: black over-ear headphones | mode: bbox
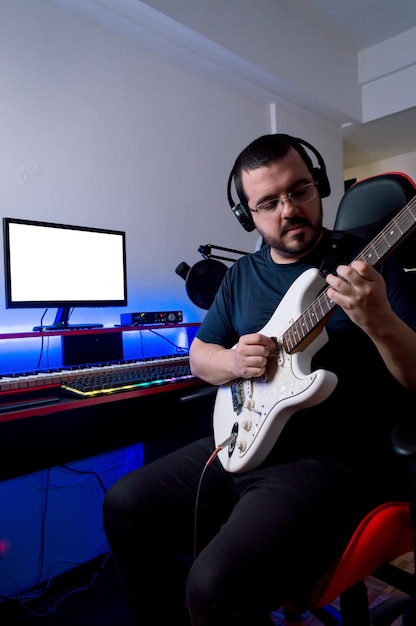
[227,134,331,232]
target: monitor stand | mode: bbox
[33,307,104,332]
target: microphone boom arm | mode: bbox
[197,244,249,263]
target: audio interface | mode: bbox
[120,310,183,326]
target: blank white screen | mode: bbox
[7,221,126,304]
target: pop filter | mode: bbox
[175,259,228,310]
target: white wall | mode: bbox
[358,28,416,122]
[0,0,344,334]
[344,150,416,183]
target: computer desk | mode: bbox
[0,379,216,482]
[0,323,217,481]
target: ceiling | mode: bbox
[287,0,416,49]
[342,108,416,169]
[53,0,416,169]
[288,0,416,168]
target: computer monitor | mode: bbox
[3,217,128,331]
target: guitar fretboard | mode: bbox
[283,195,416,354]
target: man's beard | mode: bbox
[258,217,322,259]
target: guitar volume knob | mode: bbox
[237,440,247,452]
[241,419,252,431]
[244,398,255,410]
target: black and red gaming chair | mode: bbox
[278,171,416,626]
[333,171,416,270]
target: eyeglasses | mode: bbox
[249,182,318,216]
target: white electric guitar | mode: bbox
[213,194,416,473]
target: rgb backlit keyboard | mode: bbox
[60,355,195,397]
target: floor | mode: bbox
[0,551,413,625]
[0,554,136,626]
[271,552,414,625]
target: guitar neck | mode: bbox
[283,194,416,354]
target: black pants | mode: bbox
[102,436,370,626]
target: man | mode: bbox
[103,134,416,625]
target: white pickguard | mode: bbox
[213,268,338,473]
